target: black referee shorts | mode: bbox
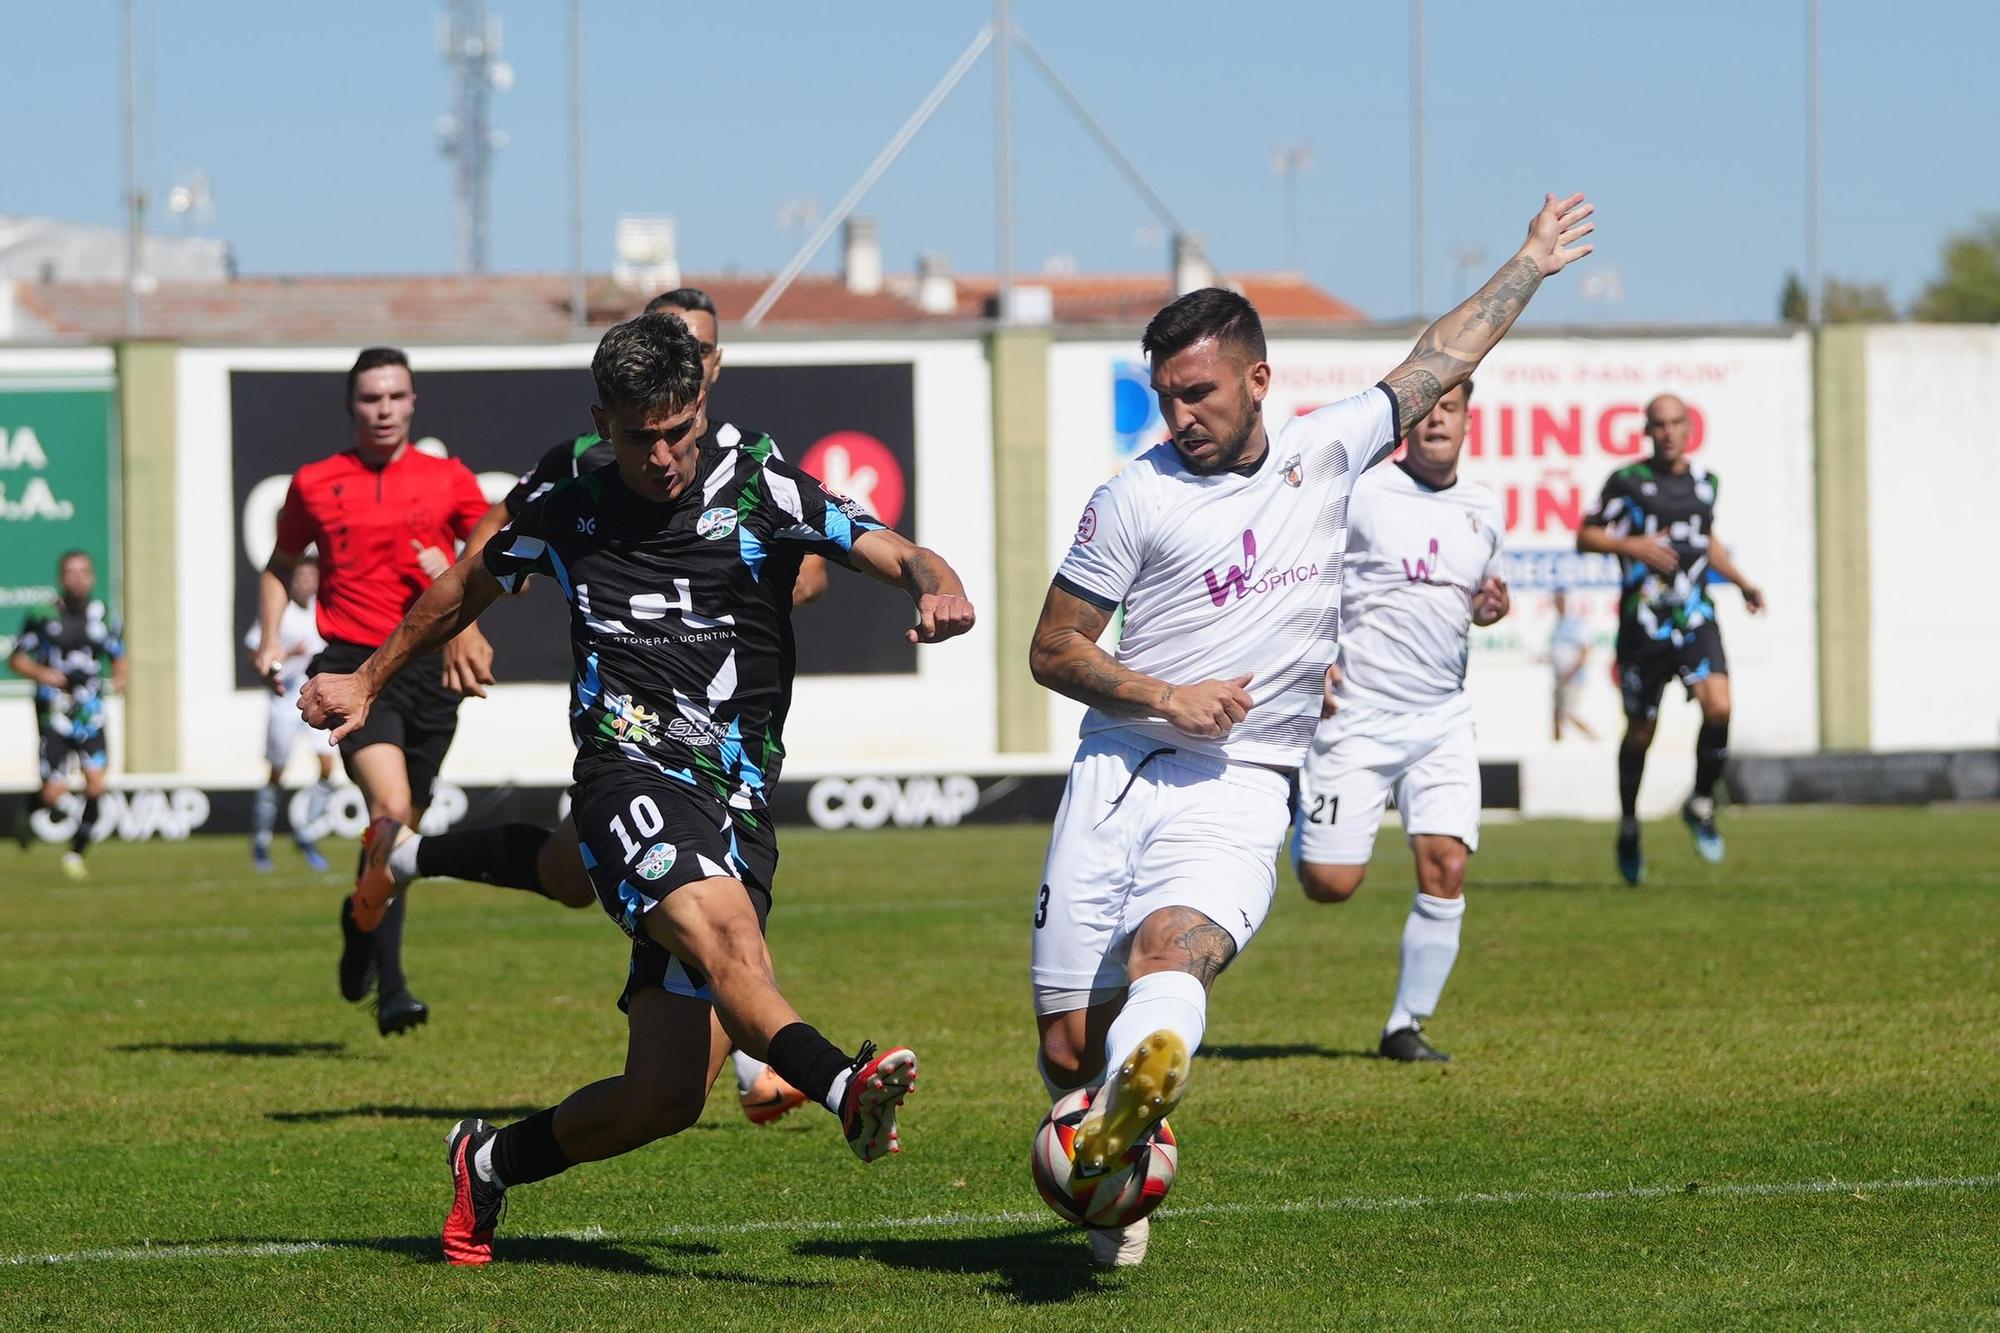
[570,764,777,1014]
[308,639,462,811]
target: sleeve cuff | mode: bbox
[1052,573,1119,612]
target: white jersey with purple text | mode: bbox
[1054,384,1399,767]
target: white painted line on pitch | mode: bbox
[7,1173,1995,1268]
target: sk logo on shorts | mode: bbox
[697,507,740,540]
[636,842,678,881]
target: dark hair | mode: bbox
[57,549,93,571]
[1457,376,1474,404]
[1141,287,1266,364]
[345,346,412,411]
[591,313,706,413]
[644,286,718,326]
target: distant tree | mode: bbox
[1913,215,2000,322]
[1778,272,1898,323]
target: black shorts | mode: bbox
[570,764,778,1013]
[1617,620,1729,721]
[308,639,461,811]
[38,728,107,782]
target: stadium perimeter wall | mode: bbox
[2,324,1995,836]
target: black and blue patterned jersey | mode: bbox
[483,435,883,824]
[15,599,123,742]
[1581,460,1721,642]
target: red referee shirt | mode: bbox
[274,446,490,647]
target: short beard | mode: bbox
[1180,393,1262,476]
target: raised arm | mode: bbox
[846,529,976,643]
[1027,585,1252,740]
[1383,193,1595,434]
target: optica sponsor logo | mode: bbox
[806,775,982,830]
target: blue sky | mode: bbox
[5,1,1993,324]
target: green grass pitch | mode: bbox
[2,807,1997,1328]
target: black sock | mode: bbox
[1618,737,1648,819]
[415,823,553,895]
[765,1022,853,1109]
[491,1107,572,1187]
[1694,720,1730,800]
[373,892,409,996]
[71,796,100,855]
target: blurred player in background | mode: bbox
[242,556,335,873]
[1578,394,1765,885]
[302,313,974,1265]
[382,286,819,1120]
[1029,193,1593,1266]
[1291,380,1509,1064]
[1548,587,1595,741]
[256,346,495,1036]
[10,550,124,879]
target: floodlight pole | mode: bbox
[122,0,140,336]
[995,0,1015,321]
[567,0,586,330]
[744,25,994,327]
[1805,0,1821,326]
[1410,0,1425,319]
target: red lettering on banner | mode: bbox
[1532,407,1582,458]
[1534,480,1583,532]
[1599,405,1646,456]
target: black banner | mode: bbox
[229,361,918,689]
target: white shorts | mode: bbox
[1030,728,1292,1015]
[1293,696,1481,867]
[266,689,336,769]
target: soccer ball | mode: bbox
[1030,1086,1178,1229]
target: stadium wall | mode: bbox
[1046,331,1818,818]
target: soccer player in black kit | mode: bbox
[10,550,125,878]
[301,313,975,1265]
[1578,394,1765,885]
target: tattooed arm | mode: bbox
[1029,585,1254,739]
[1384,193,1596,434]
[848,529,977,643]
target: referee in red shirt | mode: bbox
[254,347,492,1035]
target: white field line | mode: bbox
[7,1172,1996,1268]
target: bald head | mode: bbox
[1643,394,1693,470]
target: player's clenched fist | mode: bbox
[1159,673,1254,739]
[298,671,374,744]
[909,593,976,644]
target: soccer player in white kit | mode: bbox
[243,557,337,872]
[1028,193,1595,1266]
[1292,380,1510,1064]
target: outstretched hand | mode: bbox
[1521,193,1595,277]
[909,592,976,644]
[299,671,373,744]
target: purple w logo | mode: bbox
[1204,529,1259,606]
[1402,537,1441,582]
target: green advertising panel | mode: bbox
[0,378,120,680]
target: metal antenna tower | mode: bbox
[438,0,513,273]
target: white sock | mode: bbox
[1387,892,1465,1034]
[822,1069,853,1117]
[472,1136,500,1185]
[731,1049,769,1094]
[1036,1052,1069,1103]
[1102,971,1207,1079]
[387,833,422,888]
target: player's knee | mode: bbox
[1038,1026,1095,1091]
[537,838,595,910]
[619,1073,705,1142]
[1299,862,1365,903]
[1622,719,1656,750]
[1416,845,1468,897]
[369,797,416,826]
[1702,702,1732,727]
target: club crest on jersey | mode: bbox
[1076,506,1098,545]
[1281,453,1303,488]
[697,507,739,540]
[598,693,662,746]
[635,842,677,881]
[1695,479,1715,504]
[1466,509,1482,535]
